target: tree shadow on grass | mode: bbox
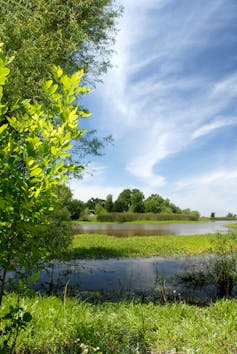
[62,246,132,260]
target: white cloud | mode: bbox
[69,180,122,202]
[77,0,237,215]
[97,0,237,183]
[191,117,237,140]
[175,169,237,191]
[211,73,237,98]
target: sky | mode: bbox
[70,0,237,217]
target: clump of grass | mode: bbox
[62,233,232,260]
[2,294,237,353]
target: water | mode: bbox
[73,220,235,237]
[19,254,235,303]
[5,221,237,303]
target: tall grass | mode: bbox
[97,212,200,223]
[2,294,237,353]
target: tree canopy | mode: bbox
[0,0,122,103]
[68,188,198,217]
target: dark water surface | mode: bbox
[36,256,202,292]
[17,254,235,303]
[73,220,235,237]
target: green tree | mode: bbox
[52,184,73,208]
[105,194,114,212]
[86,197,106,212]
[144,194,164,213]
[0,1,121,169]
[0,0,122,103]
[0,47,90,304]
[95,204,107,218]
[114,189,132,212]
[169,203,182,214]
[67,199,86,220]
[130,189,144,213]
[226,212,236,218]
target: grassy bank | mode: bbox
[2,294,237,353]
[64,233,235,260]
[226,223,237,228]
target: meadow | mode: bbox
[65,232,235,260]
[2,294,237,353]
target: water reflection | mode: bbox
[73,220,235,237]
[22,255,236,303]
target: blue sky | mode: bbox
[70,0,237,216]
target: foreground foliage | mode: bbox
[0,0,121,103]
[0,45,90,307]
[1,294,237,353]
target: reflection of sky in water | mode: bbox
[37,256,206,291]
[74,220,235,237]
[8,255,236,302]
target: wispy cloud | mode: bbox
[191,117,237,140]
[175,168,237,190]
[77,0,237,214]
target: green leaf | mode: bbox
[0,67,10,85]
[0,123,8,134]
[30,167,43,177]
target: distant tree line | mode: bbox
[59,186,200,220]
[210,212,237,220]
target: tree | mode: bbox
[105,194,114,212]
[144,194,164,213]
[169,203,182,214]
[67,199,86,220]
[52,184,73,208]
[0,1,121,171]
[0,0,122,103]
[0,47,91,304]
[226,212,236,218]
[114,189,132,212]
[130,189,144,213]
[86,197,106,212]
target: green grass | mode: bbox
[226,223,237,228]
[65,233,227,260]
[2,294,237,353]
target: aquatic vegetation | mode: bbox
[65,233,234,260]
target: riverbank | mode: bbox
[226,223,237,228]
[2,294,237,353]
[64,232,237,260]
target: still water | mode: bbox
[29,254,236,303]
[73,220,235,237]
[36,256,202,292]
[6,221,236,302]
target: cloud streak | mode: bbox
[77,0,237,215]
